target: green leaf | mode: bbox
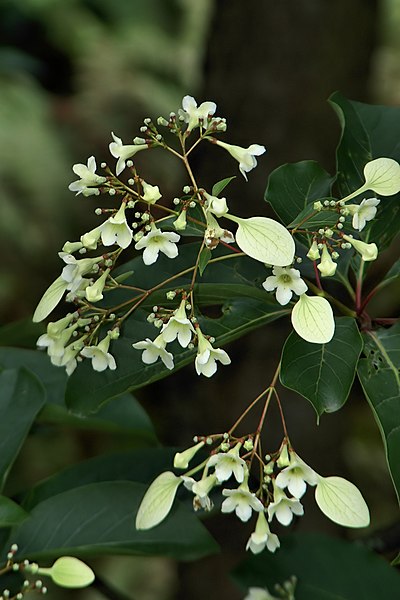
[0,496,29,526]
[0,319,45,349]
[211,176,236,197]
[9,481,218,561]
[41,393,157,443]
[264,160,334,226]
[198,247,212,276]
[233,532,400,600]
[281,317,363,417]
[0,369,45,489]
[0,348,67,407]
[22,448,177,510]
[328,92,372,197]
[358,323,400,503]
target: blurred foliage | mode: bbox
[0,0,212,321]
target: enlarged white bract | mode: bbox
[33,276,69,323]
[135,471,182,530]
[315,476,370,528]
[224,215,295,266]
[291,294,335,344]
[37,557,95,589]
[342,157,400,202]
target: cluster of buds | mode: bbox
[135,432,370,555]
[0,546,94,597]
[304,157,400,277]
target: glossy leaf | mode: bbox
[329,93,400,250]
[358,323,400,503]
[0,496,29,526]
[234,532,400,600]
[198,247,212,276]
[0,369,45,489]
[22,448,177,510]
[264,160,334,226]
[9,481,218,561]
[0,348,67,407]
[281,317,363,416]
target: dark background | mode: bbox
[1,1,399,598]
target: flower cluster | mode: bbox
[135,433,370,555]
[32,95,400,379]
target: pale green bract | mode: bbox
[37,557,95,588]
[291,294,335,344]
[135,471,182,530]
[32,276,68,323]
[315,476,370,528]
[363,157,400,196]
[224,215,295,266]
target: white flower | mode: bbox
[262,266,307,305]
[160,299,194,348]
[221,483,264,522]
[214,140,266,180]
[347,197,380,231]
[246,511,280,554]
[173,441,205,469]
[80,334,117,372]
[204,213,235,249]
[342,235,378,262]
[85,268,110,303]
[37,323,78,358]
[179,95,217,131]
[204,191,229,216]
[267,482,304,526]
[317,246,337,277]
[100,203,133,249]
[68,156,106,196]
[141,180,162,204]
[51,337,86,376]
[134,226,180,265]
[275,451,318,498]
[182,474,218,511]
[244,587,278,600]
[60,254,102,293]
[207,444,247,483]
[195,329,231,377]
[132,334,174,370]
[109,132,148,175]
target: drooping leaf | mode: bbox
[0,496,29,527]
[198,247,212,276]
[281,317,363,416]
[358,323,400,503]
[264,160,334,226]
[0,369,45,489]
[233,532,400,600]
[9,481,218,561]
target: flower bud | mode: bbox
[317,246,337,277]
[173,441,205,469]
[306,240,320,261]
[342,235,378,261]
